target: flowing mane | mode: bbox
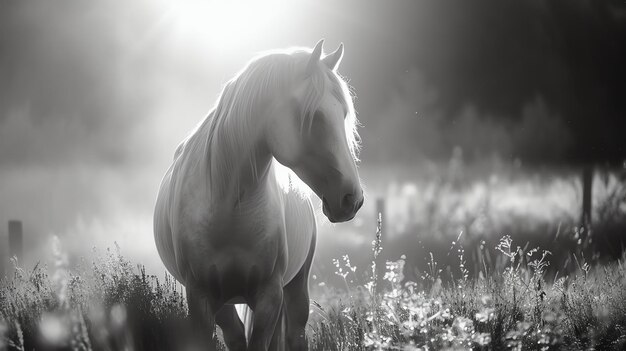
[176,47,360,196]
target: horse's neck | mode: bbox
[206,110,274,205]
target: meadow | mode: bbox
[1,216,625,350]
[1,162,626,350]
[314,161,626,288]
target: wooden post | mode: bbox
[581,166,593,228]
[8,220,23,265]
[0,233,5,278]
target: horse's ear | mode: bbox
[306,39,324,75]
[323,43,344,71]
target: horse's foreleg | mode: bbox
[283,275,310,350]
[187,288,219,351]
[215,305,247,351]
[283,233,315,351]
[248,281,284,351]
[268,300,286,351]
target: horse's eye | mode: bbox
[313,110,325,121]
[309,110,331,138]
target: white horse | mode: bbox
[153,40,363,351]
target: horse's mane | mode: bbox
[179,46,360,196]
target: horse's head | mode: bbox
[265,40,363,223]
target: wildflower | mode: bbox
[496,235,521,266]
[526,247,539,257]
[473,332,491,346]
[364,332,392,349]
[475,308,495,323]
[453,316,474,334]
[384,259,405,284]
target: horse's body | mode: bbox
[154,40,362,351]
[154,116,316,298]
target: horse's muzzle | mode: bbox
[322,192,364,223]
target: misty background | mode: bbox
[1,0,625,285]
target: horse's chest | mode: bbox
[178,199,287,284]
[173,182,314,292]
[208,197,285,245]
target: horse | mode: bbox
[153,40,363,351]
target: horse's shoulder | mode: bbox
[282,190,316,284]
[282,191,316,244]
[283,191,315,221]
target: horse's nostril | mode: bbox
[356,197,364,211]
[342,193,355,210]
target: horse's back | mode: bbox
[282,190,316,285]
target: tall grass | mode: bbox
[1,216,625,350]
[0,240,225,351]
[307,217,626,350]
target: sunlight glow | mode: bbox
[160,0,290,49]
[39,313,68,346]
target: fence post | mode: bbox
[0,232,5,279]
[581,166,593,228]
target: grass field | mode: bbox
[1,215,625,351]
